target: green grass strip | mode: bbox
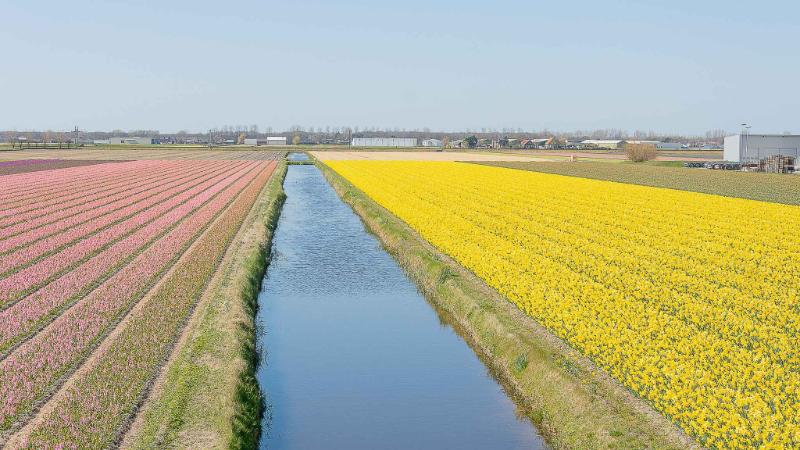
[16,163,277,449]
[317,160,698,450]
[122,162,286,450]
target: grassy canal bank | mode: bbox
[317,160,698,450]
[122,162,287,449]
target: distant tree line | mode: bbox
[0,126,735,146]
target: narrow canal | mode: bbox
[256,159,545,449]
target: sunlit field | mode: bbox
[0,157,279,447]
[328,160,800,449]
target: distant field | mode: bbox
[480,161,800,205]
[0,155,282,447]
[0,159,118,176]
[328,161,800,449]
[493,149,722,162]
[310,150,551,162]
[0,148,283,161]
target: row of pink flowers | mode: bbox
[0,161,259,353]
[0,162,181,227]
[0,161,271,431]
[0,160,224,238]
[0,162,242,274]
[0,161,157,209]
[0,161,202,224]
[0,163,225,241]
[18,161,277,448]
[0,160,252,305]
[0,160,148,194]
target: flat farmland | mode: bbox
[0,148,281,161]
[310,150,553,162]
[481,161,800,205]
[0,159,121,176]
[327,160,800,449]
[490,149,723,162]
[0,154,280,448]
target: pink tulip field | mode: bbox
[0,155,280,448]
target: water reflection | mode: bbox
[257,165,545,449]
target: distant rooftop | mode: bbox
[728,134,800,138]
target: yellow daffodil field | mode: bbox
[327,160,800,449]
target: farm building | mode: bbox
[582,139,626,149]
[520,138,551,149]
[263,136,288,146]
[422,139,444,147]
[564,140,585,149]
[242,137,287,146]
[627,140,685,150]
[448,139,465,148]
[109,137,157,145]
[478,138,495,148]
[352,137,418,147]
[724,134,800,162]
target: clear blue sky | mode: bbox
[1,0,798,135]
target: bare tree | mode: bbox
[3,131,15,149]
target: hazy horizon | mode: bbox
[2,0,798,135]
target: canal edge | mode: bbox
[119,159,288,450]
[316,159,699,450]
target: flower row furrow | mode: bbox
[0,161,259,354]
[0,160,216,229]
[0,160,251,306]
[391,172,800,367]
[0,159,153,197]
[0,162,243,274]
[0,160,160,211]
[17,161,276,449]
[0,161,269,432]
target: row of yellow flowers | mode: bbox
[327,160,800,449]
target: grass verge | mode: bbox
[479,161,800,205]
[318,161,698,450]
[121,162,286,450]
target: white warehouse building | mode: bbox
[724,134,800,162]
[352,137,417,147]
[262,136,288,146]
[109,137,157,145]
[244,137,288,146]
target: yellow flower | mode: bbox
[327,161,800,449]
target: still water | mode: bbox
[256,163,545,449]
[286,152,309,161]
